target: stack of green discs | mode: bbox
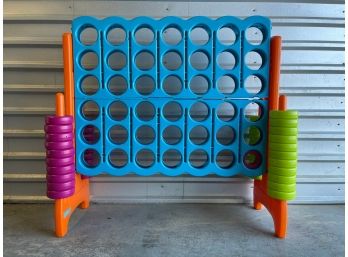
[268,110,298,200]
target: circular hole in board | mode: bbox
[190,27,209,45]
[163,149,182,168]
[163,75,182,96]
[81,101,100,121]
[135,51,155,71]
[216,126,235,146]
[80,51,98,70]
[217,27,236,46]
[163,27,182,45]
[189,75,209,95]
[82,125,100,144]
[189,149,209,168]
[189,101,209,122]
[190,51,209,70]
[80,27,98,46]
[244,102,262,122]
[217,51,236,70]
[135,75,155,95]
[189,125,209,145]
[217,102,235,122]
[163,101,183,122]
[135,27,154,46]
[136,125,155,145]
[163,125,182,145]
[109,149,128,168]
[136,149,155,168]
[83,148,100,168]
[244,75,263,95]
[81,75,99,95]
[217,75,235,95]
[216,150,234,169]
[108,51,126,71]
[108,75,127,96]
[109,125,128,145]
[107,27,126,45]
[243,150,262,169]
[244,126,262,146]
[109,101,128,121]
[245,51,263,70]
[246,26,264,45]
[136,101,156,121]
[163,51,182,71]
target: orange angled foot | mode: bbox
[55,174,89,237]
[253,174,288,238]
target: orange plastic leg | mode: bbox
[254,174,287,238]
[55,174,89,237]
[253,36,288,238]
[53,32,90,237]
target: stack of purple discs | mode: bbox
[44,115,75,199]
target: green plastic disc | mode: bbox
[269,119,298,128]
[269,127,298,136]
[269,158,297,168]
[268,166,297,176]
[268,173,297,184]
[268,181,296,193]
[269,135,297,144]
[269,142,297,152]
[269,151,297,160]
[270,110,298,120]
[268,189,296,200]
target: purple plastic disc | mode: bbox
[45,132,74,142]
[47,180,75,191]
[45,141,74,150]
[46,148,74,158]
[46,164,75,175]
[47,188,75,199]
[44,124,73,134]
[47,173,75,183]
[45,115,73,125]
[46,156,74,166]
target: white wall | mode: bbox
[3,0,345,204]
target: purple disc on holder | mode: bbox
[46,156,74,167]
[47,188,75,199]
[46,148,75,158]
[44,124,73,134]
[45,115,73,125]
[47,173,75,183]
[45,132,74,142]
[46,164,75,175]
[47,180,75,191]
[45,141,74,150]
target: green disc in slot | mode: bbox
[269,151,297,160]
[269,119,298,128]
[268,173,297,184]
[269,158,297,168]
[269,142,297,152]
[268,181,296,193]
[269,135,297,144]
[268,189,296,200]
[270,110,298,120]
[268,166,297,176]
[269,127,298,136]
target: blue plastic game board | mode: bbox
[72,16,271,177]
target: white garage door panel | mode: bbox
[3,0,344,204]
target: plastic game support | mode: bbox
[253,36,289,239]
[54,33,90,238]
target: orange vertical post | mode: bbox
[253,36,288,239]
[54,33,90,238]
